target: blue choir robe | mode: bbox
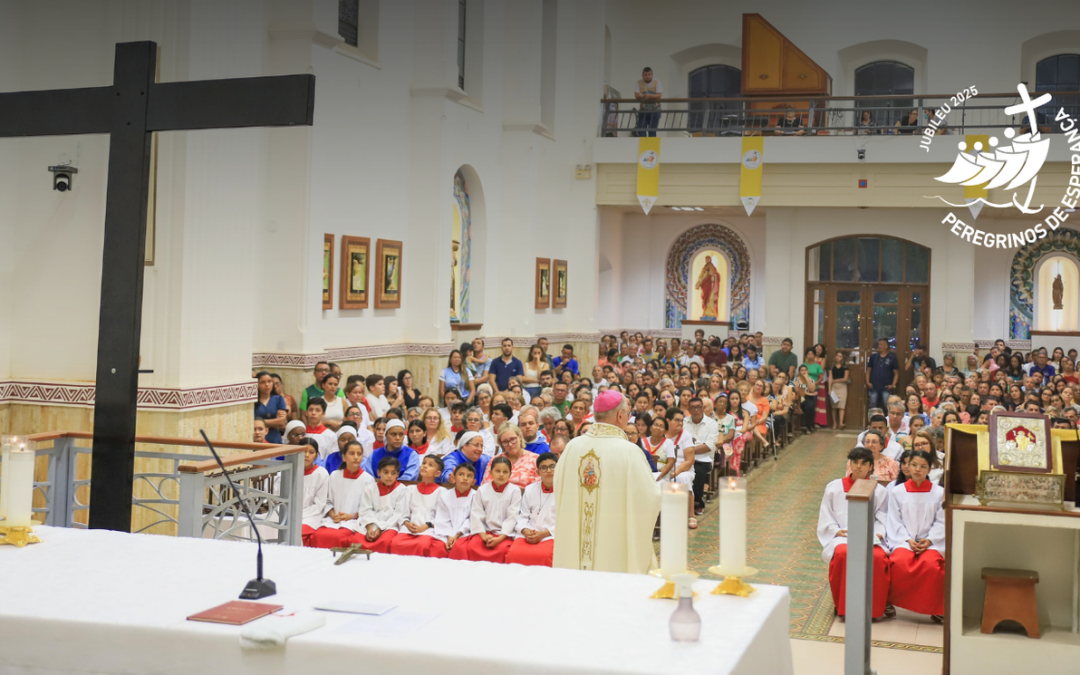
[322,451,343,475]
[525,439,550,455]
[364,445,420,481]
[438,451,491,486]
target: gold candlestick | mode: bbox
[0,525,41,548]
[649,569,699,599]
[708,565,758,597]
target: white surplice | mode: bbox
[553,423,662,574]
[515,482,557,542]
[358,482,410,532]
[403,484,443,538]
[470,482,521,536]
[319,469,375,532]
[816,477,890,563]
[885,481,946,554]
[301,466,330,529]
[432,488,474,542]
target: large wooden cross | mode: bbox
[0,42,315,532]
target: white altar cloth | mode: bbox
[0,527,793,675]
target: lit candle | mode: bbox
[660,482,689,577]
[0,435,23,522]
[3,441,36,528]
[719,476,746,575]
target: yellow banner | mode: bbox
[739,136,764,215]
[635,137,660,214]
[963,134,989,219]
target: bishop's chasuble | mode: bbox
[553,423,661,574]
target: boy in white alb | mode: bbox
[309,441,375,548]
[390,455,446,558]
[433,463,476,558]
[301,442,330,547]
[452,455,521,563]
[357,456,410,554]
[506,452,558,566]
[817,447,892,620]
[886,449,946,619]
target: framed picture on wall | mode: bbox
[535,257,551,309]
[323,234,334,310]
[339,236,370,309]
[554,259,568,309]
[375,239,403,309]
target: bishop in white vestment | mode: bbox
[553,391,661,574]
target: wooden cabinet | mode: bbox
[741,14,831,96]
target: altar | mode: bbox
[0,527,794,675]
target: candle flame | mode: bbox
[728,478,737,489]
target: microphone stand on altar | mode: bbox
[199,430,277,599]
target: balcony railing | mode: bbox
[598,91,1080,138]
[7,431,306,545]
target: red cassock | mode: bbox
[462,534,514,563]
[301,525,317,548]
[310,526,357,549]
[356,529,399,553]
[888,548,945,615]
[448,537,472,561]
[505,538,554,567]
[389,533,446,558]
[829,544,890,617]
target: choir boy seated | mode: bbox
[451,455,521,563]
[817,447,892,621]
[304,398,338,461]
[389,455,447,557]
[309,441,374,548]
[434,462,477,557]
[355,456,410,553]
[364,419,420,480]
[505,452,558,566]
[885,449,946,621]
[301,440,330,547]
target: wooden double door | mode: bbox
[806,284,929,429]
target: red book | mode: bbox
[187,600,284,626]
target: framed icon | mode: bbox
[553,259,568,309]
[375,239,403,309]
[535,257,551,309]
[323,234,334,309]
[339,236,370,309]
[988,411,1053,474]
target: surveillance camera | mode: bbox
[48,164,78,192]
[857,148,865,160]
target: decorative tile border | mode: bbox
[599,329,682,338]
[941,342,976,351]
[0,380,257,411]
[975,339,1032,350]
[253,333,604,368]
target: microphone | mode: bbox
[199,430,277,600]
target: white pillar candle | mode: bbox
[3,443,35,528]
[719,476,747,575]
[0,435,24,522]
[660,482,688,577]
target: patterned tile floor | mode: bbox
[663,430,944,654]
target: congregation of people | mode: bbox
[251,330,1078,616]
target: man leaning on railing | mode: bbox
[634,67,663,137]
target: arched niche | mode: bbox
[1034,255,1080,331]
[1009,228,1080,339]
[451,165,486,324]
[664,223,750,329]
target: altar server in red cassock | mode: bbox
[885,449,946,618]
[454,455,521,563]
[310,441,374,548]
[390,455,447,557]
[356,456,410,552]
[818,447,892,619]
[301,440,330,547]
[433,463,476,558]
[506,452,558,566]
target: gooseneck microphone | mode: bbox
[199,430,277,599]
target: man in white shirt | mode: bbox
[857,414,904,460]
[683,396,719,516]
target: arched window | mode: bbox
[854,61,914,129]
[1035,254,1079,331]
[1036,54,1080,125]
[687,64,741,135]
[451,171,471,322]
